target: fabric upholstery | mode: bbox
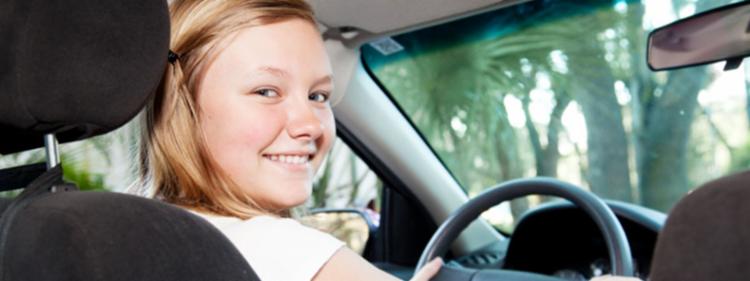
[0,166,259,281]
[649,170,750,281]
[0,0,169,154]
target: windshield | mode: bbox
[362,0,747,232]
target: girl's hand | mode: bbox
[410,258,443,281]
[590,275,642,281]
[409,260,642,281]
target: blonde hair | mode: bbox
[141,0,316,219]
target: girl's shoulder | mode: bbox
[207,214,315,237]
[194,212,345,281]
[194,213,335,245]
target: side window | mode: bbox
[0,124,385,256]
[305,137,435,268]
[0,122,140,196]
[311,139,381,212]
[303,138,383,255]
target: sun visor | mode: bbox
[325,39,359,106]
[0,0,170,154]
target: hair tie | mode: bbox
[167,50,180,64]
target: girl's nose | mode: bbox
[286,98,324,141]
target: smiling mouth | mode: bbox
[262,153,314,165]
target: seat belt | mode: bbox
[0,163,48,192]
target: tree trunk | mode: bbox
[569,57,633,202]
[541,95,570,178]
[522,94,546,176]
[521,79,570,178]
[490,99,529,219]
[745,63,750,130]
[638,67,707,211]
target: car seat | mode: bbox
[649,170,750,281]
[0,0,260,280]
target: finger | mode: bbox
[410,258,443,281]
[590,275,642,281]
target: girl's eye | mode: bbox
[309,92,330,103]
[254,88,279,97]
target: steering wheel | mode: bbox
[416,177,634,281]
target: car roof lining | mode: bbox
[313,0,531,48]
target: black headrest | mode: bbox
[0,0,170,154]
[650,170,750,281]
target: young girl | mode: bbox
[141,1,640,280]
[141,0,441,280]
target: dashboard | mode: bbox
[501,201,665,280]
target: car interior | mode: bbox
[1,0,750,281]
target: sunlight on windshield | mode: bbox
[363,0,746,232]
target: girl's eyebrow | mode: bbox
[255,66,290,78]
[311,75,333,90]
[254,66,333,89]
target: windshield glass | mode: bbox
[362,0,747,232]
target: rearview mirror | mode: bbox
[648,2,750,71]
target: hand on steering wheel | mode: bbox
[416,177,635,281]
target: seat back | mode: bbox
[1,167,259,281]
[0,0,259,280]
[649,171,750,281]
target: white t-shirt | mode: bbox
[194,213,345,281]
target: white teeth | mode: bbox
[265,154,310,165]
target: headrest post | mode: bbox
[44,134,60,169]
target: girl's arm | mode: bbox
[313,247,443,281]
[314,248,639,281]
[591,276,642,281]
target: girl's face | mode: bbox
[197,19,335,211]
